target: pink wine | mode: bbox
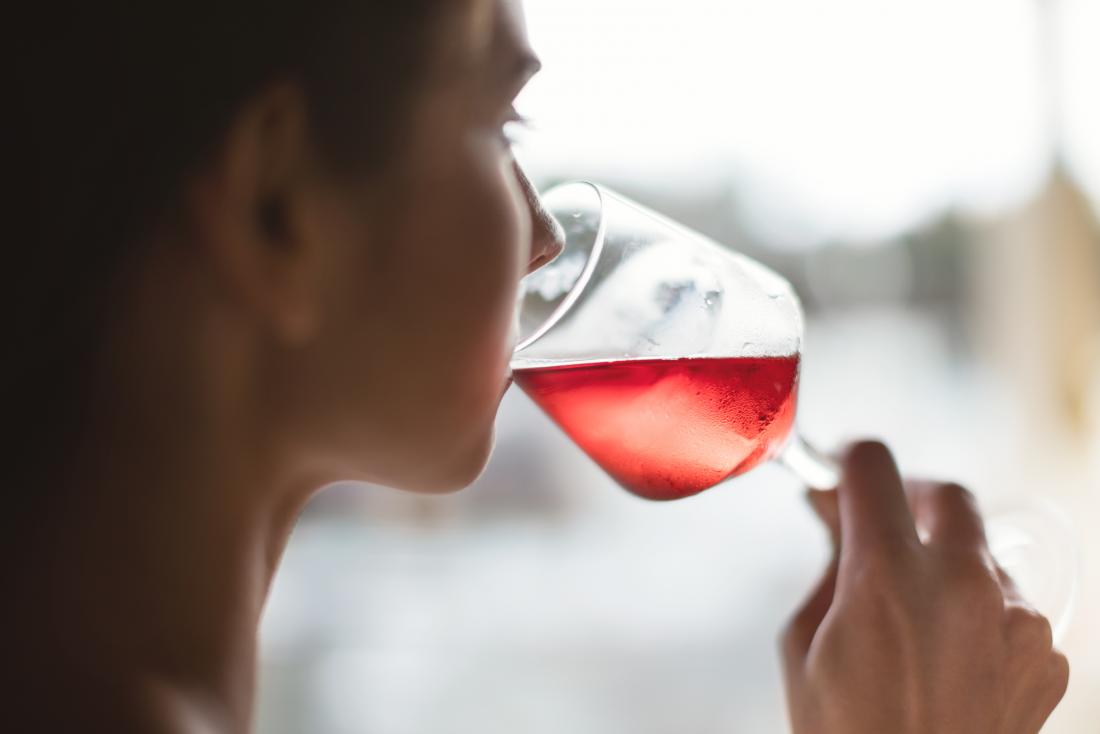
[513,356,800,501]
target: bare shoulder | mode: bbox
[8,671,231,733]
[138,676,231,734]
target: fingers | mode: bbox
[1008,611,1069,734]
[835,441,921,570]
[1022,651,1072,734]
[781,561,839,670]
[1038,652,1071,721]
[807,489,840,553]
[784,492,840,683]
[995,564,1030,608]
[906,480,987,552]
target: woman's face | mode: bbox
[289,0,561,491]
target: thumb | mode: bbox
[807,489,840,554]
[781,560,839,674]
[782,490,841,673]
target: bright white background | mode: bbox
[517,0,1099,244]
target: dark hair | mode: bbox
[6,1,447,488]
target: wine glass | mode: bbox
[511,181,1077,634]
[512,181,836,499]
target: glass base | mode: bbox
[985,501,1079,643]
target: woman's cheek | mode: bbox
[469,191,525,407]
[480,153,529,327]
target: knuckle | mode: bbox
[1006,605,1055,650]
[939,556,1004,612]
[1048,651,1071,694]
[845,555,911,600]
[856,543,914,578]
[845,558,924,616]
[946,552,999,590]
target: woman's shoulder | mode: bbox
[137,676,231,734]
[8,668,230,733]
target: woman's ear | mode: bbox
[183,81,323,345]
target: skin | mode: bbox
[785,443,1070,734]
[5,1,1067,732]
[11,2,558,730]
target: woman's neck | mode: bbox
[7,253,322,731]
[15,407,307,732]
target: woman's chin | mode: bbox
[390,424,497,495]
[441,425,498,491]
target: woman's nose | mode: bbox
[514,161,565,275]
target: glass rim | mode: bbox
[513,180,608,354]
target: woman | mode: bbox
[6,0,1068,731]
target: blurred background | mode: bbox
[257,0,1100,731]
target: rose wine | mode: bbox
[513,356,800,501]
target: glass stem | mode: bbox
[780,433,839,490]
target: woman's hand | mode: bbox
[782,441,1069,734]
